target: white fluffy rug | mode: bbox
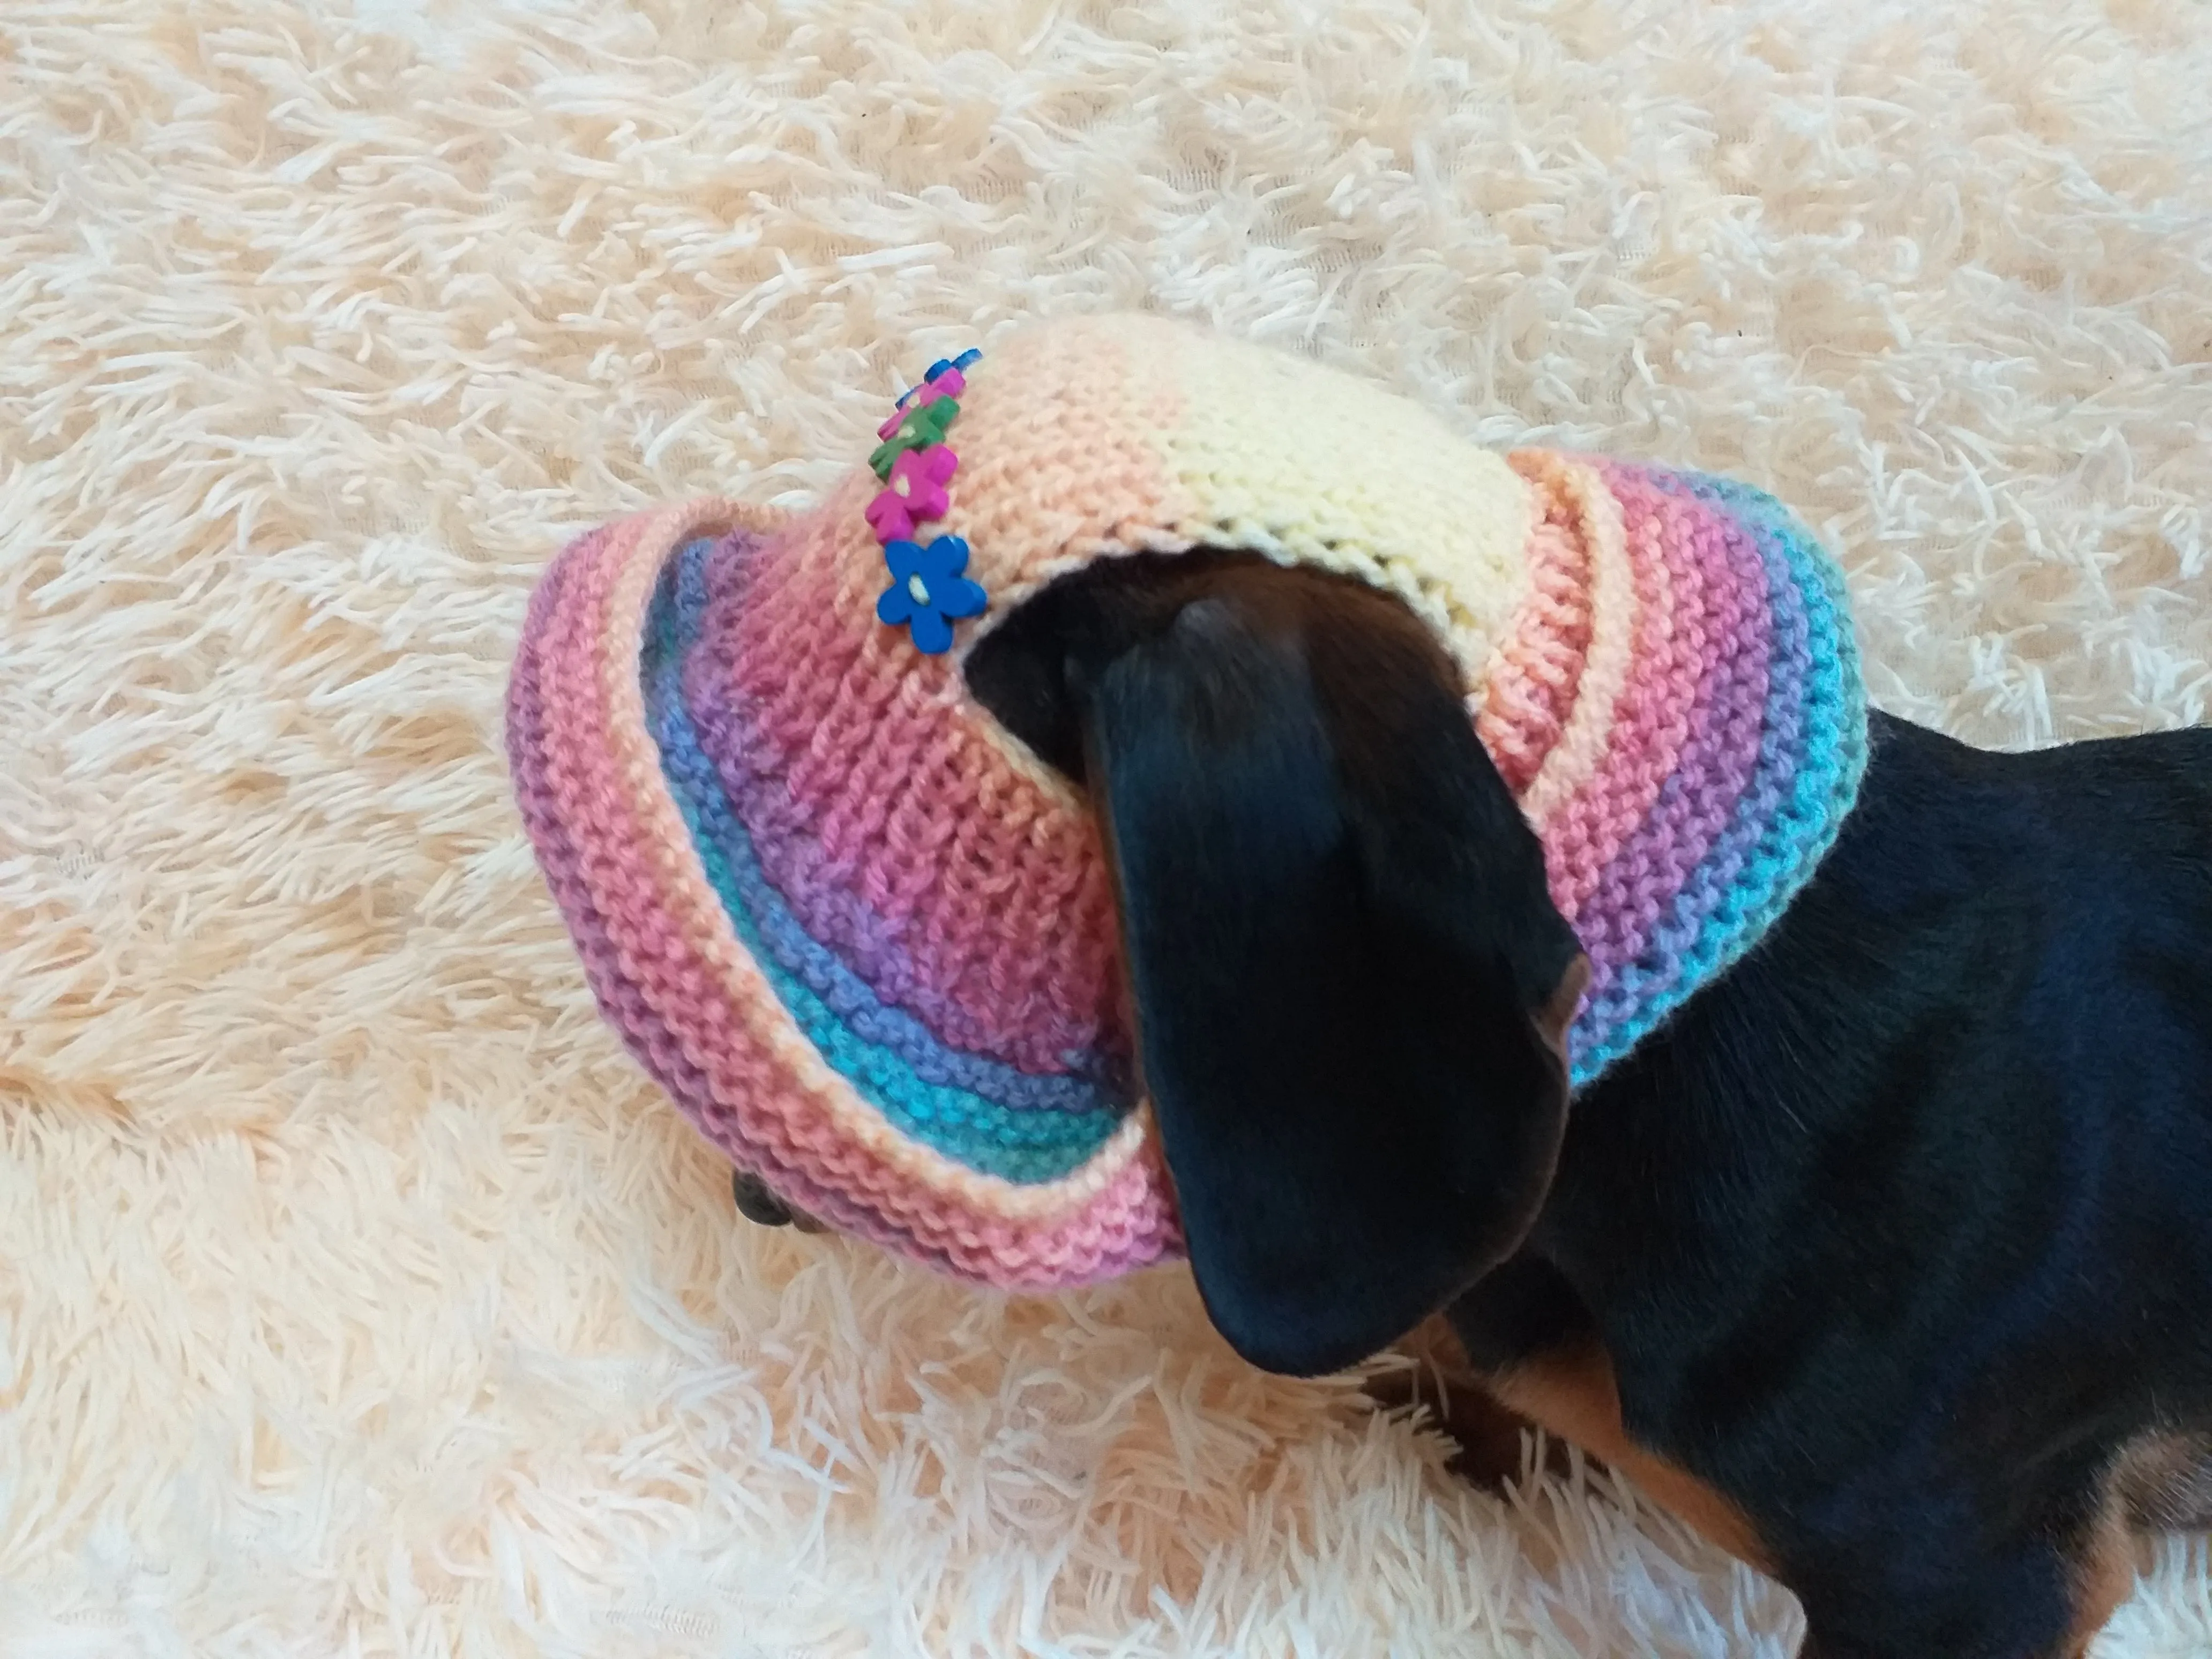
[3,0,2209,1653]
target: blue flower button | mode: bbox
[876,535,987,655]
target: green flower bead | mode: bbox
[869,397,960,479]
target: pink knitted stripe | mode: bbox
[536,513,1168,1281]
[690,495,1127,1078]
[1573,467,1774,1006]
[525,507,1177,1284]
[535,520,1106,1274]
[510,528,930,1260]
[1512,453,1637,841]
[527,509,916,1242]
[1479,460,1596,793]
[718,526,1124,1072]
[1537,464,1699,925]
[511,530,722,1107]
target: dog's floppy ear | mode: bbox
[968,554,1586,1377]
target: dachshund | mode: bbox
[739,547,2212,1659]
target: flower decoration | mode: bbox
[895,350,983,409]
[881,372,963,433]
[863,347,987,652]
[866,445,959,543]
[877,536,986,655]
[869,397,961,479]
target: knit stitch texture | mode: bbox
[507,314,1869,1290]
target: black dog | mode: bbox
[738,547,2212,1657]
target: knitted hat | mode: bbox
[506,313,1867,1291]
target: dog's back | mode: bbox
[1511,713,2212,1654]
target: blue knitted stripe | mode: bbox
[1570,468,1867,1085]
[668,542,1126,1115]
[642,539,1127,1183]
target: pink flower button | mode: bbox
[864,443,959,544]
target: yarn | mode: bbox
[506,314,1868,1291]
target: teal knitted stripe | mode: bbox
[1569,469,1868,1086]
[644,547,1124,1184]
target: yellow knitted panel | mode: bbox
[1146,316,1530,681]
[948,315,1532,690]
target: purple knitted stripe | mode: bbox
[1576,464,1818,1044]
[681,539,1104,1080]
[505,529,944,1261]
[1574,469,1774,1014]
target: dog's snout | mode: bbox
[731,1169,826,1233]
[732,1169,794,1226]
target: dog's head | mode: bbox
[955,550,1588,1376]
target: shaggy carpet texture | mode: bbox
[2,0,2209,1653]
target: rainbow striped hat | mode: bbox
[507,314,1866,1290]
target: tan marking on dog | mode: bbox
[2109,1429,2212,1533]
[2061,1492,2139,1658]
[1490,1339,1774,1572]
